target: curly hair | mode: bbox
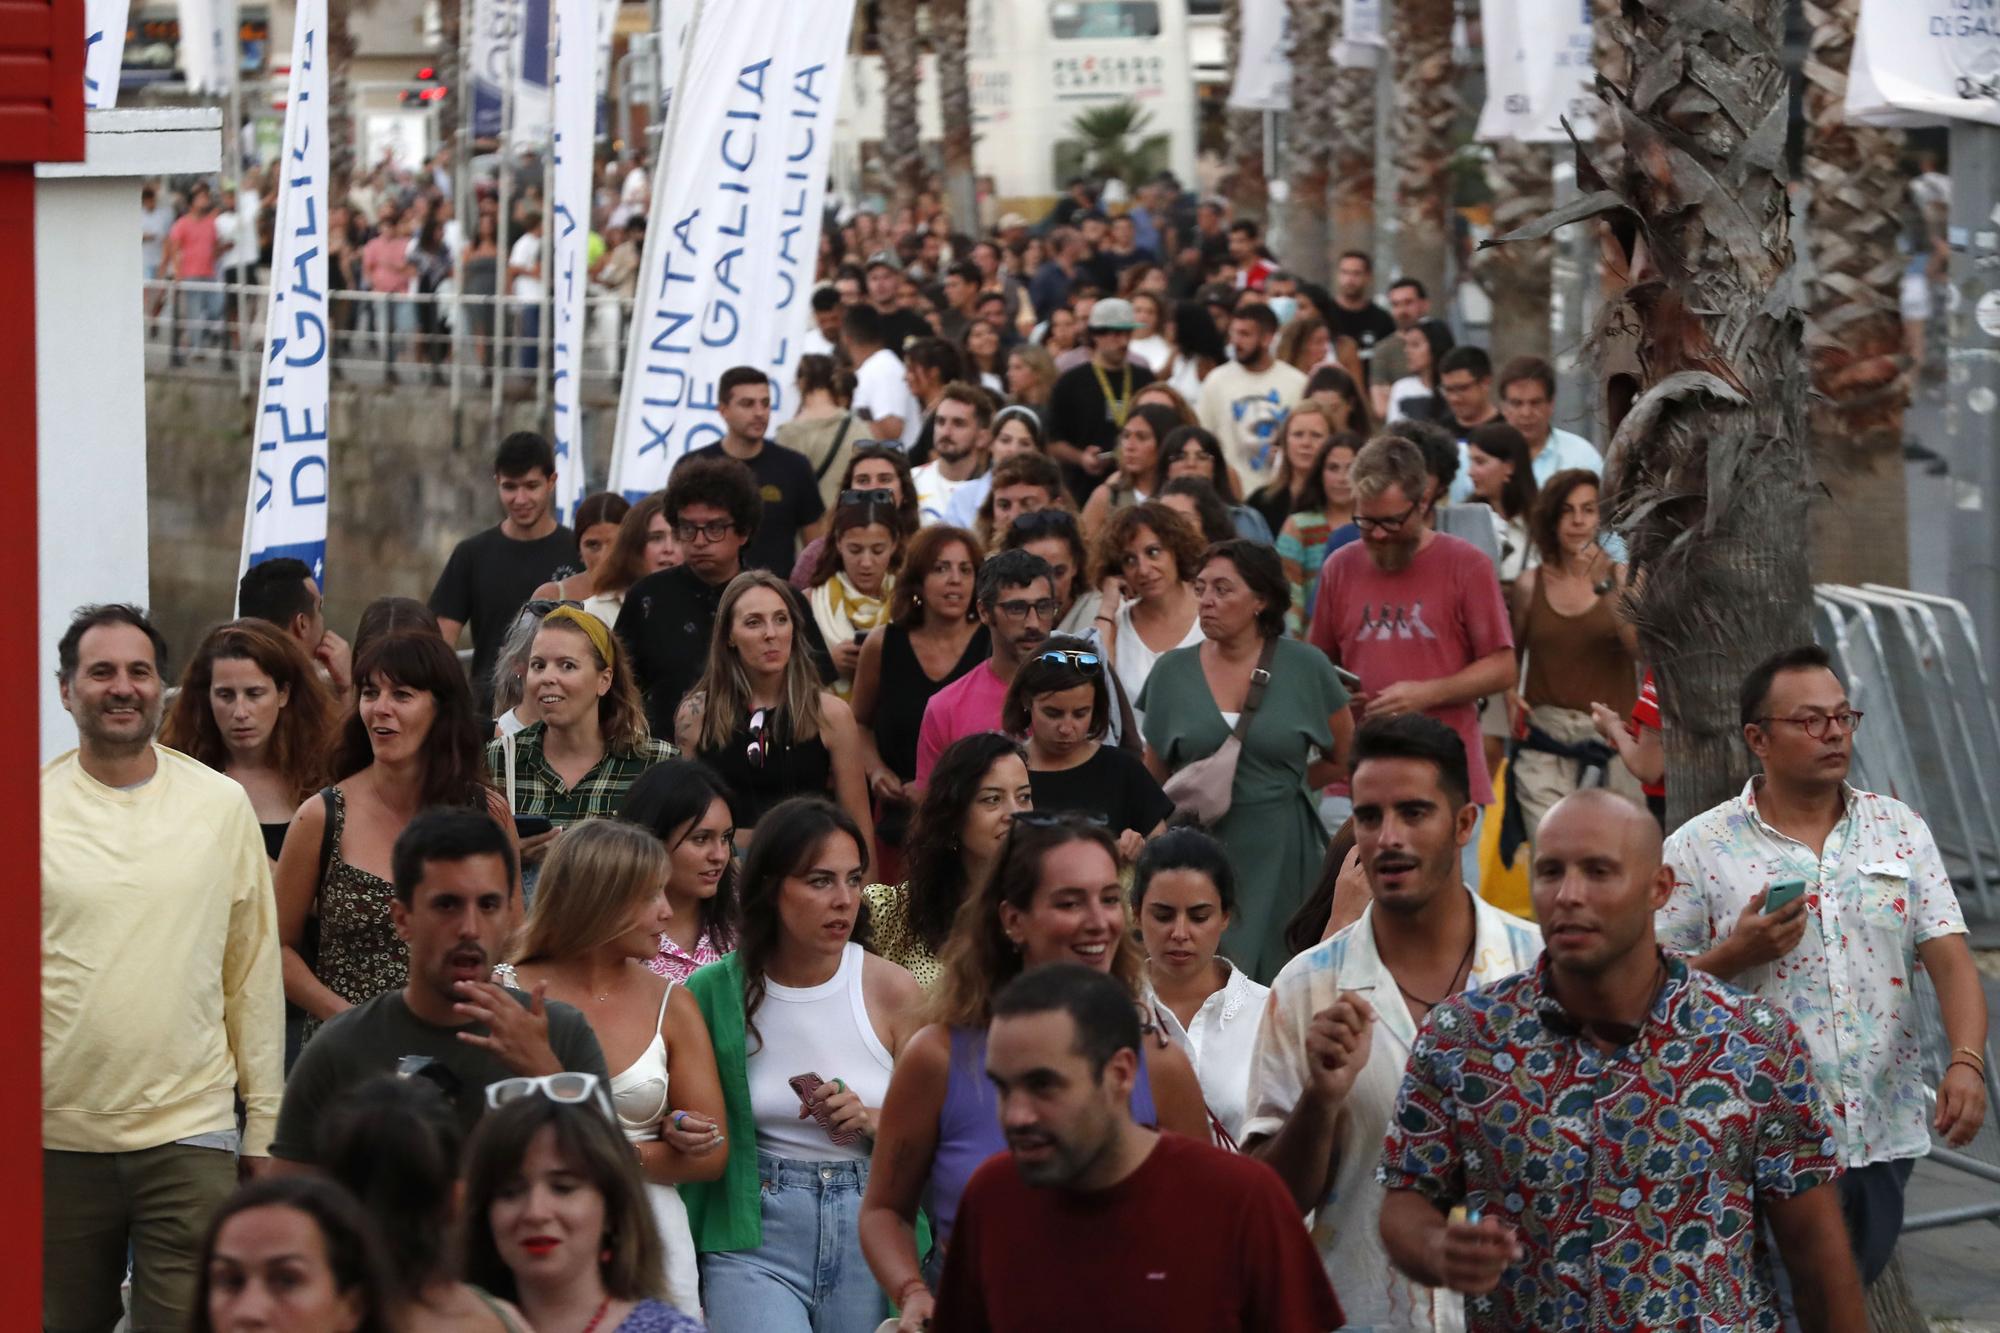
[159,619,336,802]
[1090,500,1205,587]
[666,454,761,541]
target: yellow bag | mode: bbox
[1477,758,1534,921]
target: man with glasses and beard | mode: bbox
[270,809,606,1164]
[1243,716,1542,1330]
[914,550,1056,788]
[42,605,286,1329]
[1661,645,1988,1292]
[935,964,1342,1332]
[1379,788,1867,1332]
[1307,436,1515,874]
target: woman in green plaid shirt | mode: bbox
[486,605,677,873]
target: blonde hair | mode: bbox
[510,820,669,964]
[691,570,827,753]
[534,610,653,753]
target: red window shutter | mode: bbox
[0,0,83,163]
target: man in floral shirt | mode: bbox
[1660,645,1988,1284]
[1379,790,1867,1332]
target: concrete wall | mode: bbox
[145,373,606,674]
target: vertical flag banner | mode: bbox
[177,0,236,94]
[85,0,132,108]
[471,0,516,139]
[549,0,595,526]
[513,0,554,146]
[1475,0,1598,142]
[608,0,854,498]
[1228,0,1292,112]
[656,0,695,113]
[1337,0,1384,66]
[240,0,330,586]
[1846,0,2000,126]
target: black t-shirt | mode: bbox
[428,524,578,708]
[1028,744,1173,838]
[685,442,826,575]
[878,306,932,355]
[1323,300,1398,364]
[270,989,608,1163]
[1046,359,1157,503]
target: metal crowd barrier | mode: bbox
[1816,584,2000,1234]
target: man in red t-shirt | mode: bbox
[1308,436,1515,874]
[165,182,223,360]
[933,964,1341,1333]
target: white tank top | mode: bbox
[611,979,676,1142]
[746,942,894,1161]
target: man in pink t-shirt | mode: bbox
[915,550,1056,788]
[1308,437,1514,809]
[165,183,223,360]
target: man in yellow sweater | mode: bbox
[41,604,284,1331]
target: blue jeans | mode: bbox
[699,1153,885,1333]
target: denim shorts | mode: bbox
[699,1152,886,1333]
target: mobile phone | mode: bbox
[1763,879,1808,914]
[512,814,554,838]
[789,1071,862,1146]
[1334,665,1362,691]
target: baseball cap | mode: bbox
[864,250,902,273]
[1088,297,1141,331]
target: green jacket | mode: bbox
[682,953,762,1253]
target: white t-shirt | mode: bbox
[508,231,544,300]
[1195,357,1308,492]
[1129,333,1171,371]
[912,460,982,527]
[1386,376,1433,423]
[852,347,921,448]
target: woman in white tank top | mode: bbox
[692,798,926,1333]
[496,820,728,1319]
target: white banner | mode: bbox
[85,0,131,108]
[550,0,595,526]
[177,0,236,94]
[1847,0,2000,127]
[608,0,853,499]
[657,0,695,113]
[471,0,553,142]
[1228,0,1291,112]
[1344,0,1383,46]
[239,0,330,586]
[1475,0,1598,143]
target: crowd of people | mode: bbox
[57,168,1991,1332]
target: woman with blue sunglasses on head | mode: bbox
[1004,634,1171,865]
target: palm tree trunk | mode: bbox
[1330,58,1376,259]
[1222,0,1270,222]
[932,0,977,232]
[1570,0,1814,825]
[329,1,358,206]
[1392,0,1455,301]
[1476,139,1553,362]
[878,0,925,212]
[1284,0,1337,285]
[438,0,463,166]
[1803,0,1911,588]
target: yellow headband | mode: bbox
[542,605,616,668]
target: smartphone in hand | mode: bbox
[1763,879,1808,914]
[790,1071,862,1146]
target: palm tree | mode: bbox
[1475,139,1554,361]
[1330,57,1376,258]
[878,0,925,210]
[1392,0,1455,300]
[1068,103,1172,187]
[1283,0,1338,285]
[1803,0,1911,587]
[1503,0,1814,823]
[931,0,977,231]
[1221,0,1269,222]
[328,1,370,205]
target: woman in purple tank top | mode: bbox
[858,815,1215,1328]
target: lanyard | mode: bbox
[1091,360,1133,428]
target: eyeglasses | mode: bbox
[1757,710,1864,739]
[746,707,770,769]
[1007,510,1077,538]
[838,487,897,508]
[520,597,584,618]
[992,597,1060,622]
[1354,501,1421,535]
[1034,648,1102,672]
[673,518,736,544]
[485,1071,616,1118]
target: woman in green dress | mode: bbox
[1139,539,1352,983]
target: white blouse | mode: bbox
[1112,600,1204,732]
[1145,960,1270,1144]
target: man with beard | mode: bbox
[1307,436,1514,872]
[914,550,1057,787]
[1244,715,1542,1331]
[270,808,607,1164]
[42,605,286,1329]
[935,964,1341,1332]
[1377,789,1866,1333]
[1046,297,1154,504]
[911,383,993,525]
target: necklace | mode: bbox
[578,1297,613,1333]
[1091,360,1134,428]
[1393,929,1478,1012]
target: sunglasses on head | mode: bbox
[485,1070,617,1119]
[1034,648,1102,672]
[838,487,897,508]
[1008,509,1077,538]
